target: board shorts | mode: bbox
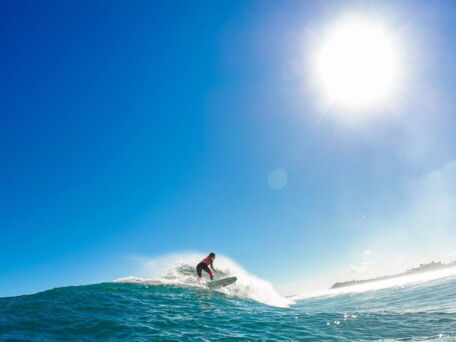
[196,262,213,278]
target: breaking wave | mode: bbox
[115,252,294,308]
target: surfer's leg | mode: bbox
[196,263,203,279]
[202,264,213,280]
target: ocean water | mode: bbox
[1,264,456,341]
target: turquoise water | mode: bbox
[1,273,456,341]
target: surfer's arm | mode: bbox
[210,262,216,272]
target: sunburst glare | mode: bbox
[316,19,399,107]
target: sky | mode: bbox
[1,0,456,297]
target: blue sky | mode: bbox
[2,0,456,297]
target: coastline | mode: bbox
[330,261,456,289]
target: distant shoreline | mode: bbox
[330,261,456,289]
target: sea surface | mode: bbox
[1,265,456,341]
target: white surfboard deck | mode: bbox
[207,277,237,290]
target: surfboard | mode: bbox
[207,277,237,290]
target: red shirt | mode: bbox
[202,257,213,265]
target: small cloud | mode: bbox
[363,250,371,255]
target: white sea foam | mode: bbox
[115,252,294,308]
[292,266,456,301]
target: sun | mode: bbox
[316,20,398,106]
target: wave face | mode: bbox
[1,274,456,341]
[114,256,294,308]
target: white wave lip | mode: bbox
[115,252,294,308]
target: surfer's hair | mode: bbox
[209,252,215,257]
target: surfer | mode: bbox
[196,252,216,280]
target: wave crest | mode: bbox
[115,252,293,308]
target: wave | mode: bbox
[115,252,294,308]
[2,272,455,341]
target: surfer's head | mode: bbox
[209,252,216,259]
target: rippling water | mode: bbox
[1,273,456,341]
